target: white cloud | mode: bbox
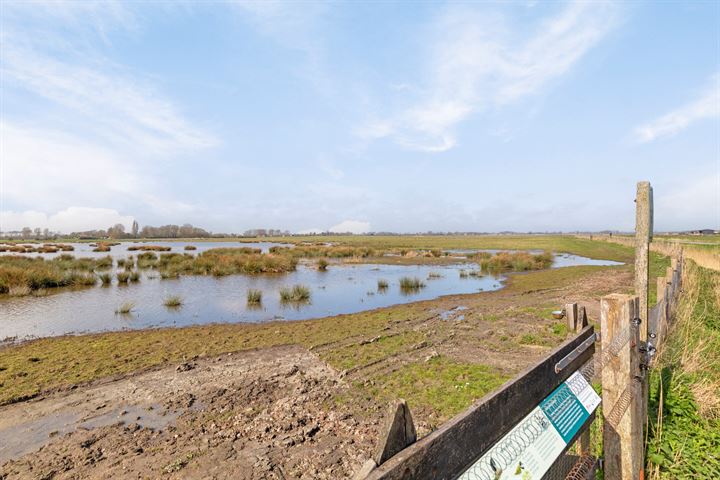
[329,220,371,234]
[1,0,217,155]
[360,1,620,152]
[1,207,134,233]
[635,74,719,143]
[655,169,720,230]
[0,122,144,207]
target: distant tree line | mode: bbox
[242,229,291,237]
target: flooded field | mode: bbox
[0,245,622,341]
[0,241,289,259]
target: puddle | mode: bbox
[0,403,178,463]
[440,306,468,320]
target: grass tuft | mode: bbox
[246,289,262,306]
[115,302,134,315]
[399,276,425,292]
[163,295,183,308]
[279,284,311,303]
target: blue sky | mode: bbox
[1,0,718,234]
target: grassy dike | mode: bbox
[647,261,720,479]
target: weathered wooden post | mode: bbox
[634,182,652,443]
[577,306,589,333]
[656,276,666,304]
[565,302,578,332]
[601,294,643,480]
[634,181,652,346]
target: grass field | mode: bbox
[647,261,720,479]
[255,235,635,262]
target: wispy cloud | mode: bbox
[635,73,719,143]
[1,1,217,230]
[359,1,621,152]
[1,0,217,153]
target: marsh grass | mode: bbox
[127,245,172,252]
[184,245,197,251]
[116,271,130,284]
[279,284,311,303]
[246,289,262,306]
[317,258,329,271]
[129,271,140,283]
[399,276,425,293]
[99,273,112,285]
[0,255,110,295]
[377,279,389,291]
[478,251,554,273]
[647,262,720,478]
[164,295,183,308]
[137,252,158,269]
[427,272,443,279]
[115,302,134,315]
[270,245,376,259]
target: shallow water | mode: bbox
[0,250,622,341]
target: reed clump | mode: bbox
[127,245,172,252]
[137,252,158,269]
[154,248,297,278]
[116,271,130,284]
[115,302,134,314]
[0,255,112,295]
[163,295,183,307]
[92,242,113,252]
[99,273,112,285]
[399,276,425,292]
[478,251,553,272]
[317,258,329,271]
[269,245,377,259]
[247,289,262,305]
[129,271,140,282]
[377,279,389,290]
[279,284,311,303]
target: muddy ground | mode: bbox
[0,266,631,479]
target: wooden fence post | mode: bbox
[601,294,643,480]
[565,303,578,332]
[373,399,417,466]
[577,306,589,333]
[634,181,651,345]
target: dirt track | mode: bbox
[0,346,377,479]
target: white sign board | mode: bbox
[457,371,600,480]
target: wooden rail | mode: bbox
[362,327,596,480]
